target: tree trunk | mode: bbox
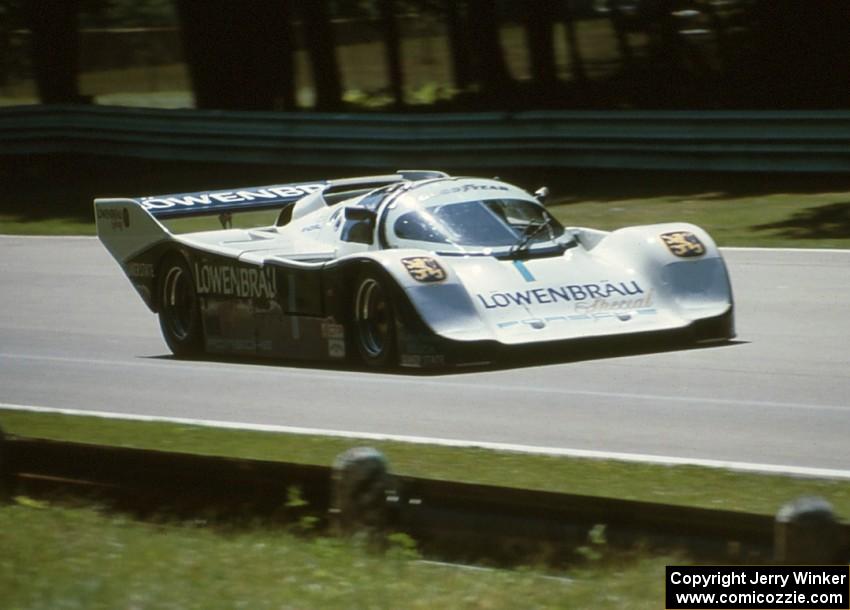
[607,0,633,67]
[523,0,558,93]
[378,0,404,107]
[299,0,343,110]
[29,0,85,103]
[0,19,9,88]
[562,0,587,84]
[467,0,511,98]
[646,0,680,66]
[444,0,472,90]
[267,0,297,110]
[175,0,295,111]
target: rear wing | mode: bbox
[94,171,449,264]
[137,181,327,219]
[113,170,448,220]
[93,180,327,266]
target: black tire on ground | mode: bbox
[157,253,204,357]
[352,269,398,368]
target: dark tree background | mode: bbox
[745,0,850,109]
[7,0,850,111]
[27,0,87,103]
[175,0,296,110]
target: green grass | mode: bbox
[3,409,850,519]
[4,189,850,248]
[0,214,98,236]
[0,501,671,609]
[548,191,850,249]
[162,209,281,234]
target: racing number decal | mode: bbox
[659,231,706,258]
[401,257,447,283]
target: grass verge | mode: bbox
[2,409,849,519]
[0,501,670,609]
[0,215,99,236]
[3,187,850,249]
[547,191,850,249]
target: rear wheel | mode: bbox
[157,253,203,357]
[353,270,398,368]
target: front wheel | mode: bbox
[353,270,398,368]
[157,253,203,357]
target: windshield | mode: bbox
[392,198,564,249]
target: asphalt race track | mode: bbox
[1,236,849,474]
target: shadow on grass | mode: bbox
[752,201,850,239]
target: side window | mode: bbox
[340,207,375,244]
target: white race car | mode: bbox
[95,170,734,368]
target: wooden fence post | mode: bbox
[0,424,10,502]
[331,447,391,537]
[774,496,841,563]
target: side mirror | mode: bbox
[534,186,549,204]
[341,206,376,244]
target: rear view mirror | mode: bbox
[534,186,549,204]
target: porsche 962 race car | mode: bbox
[95,170,734,368]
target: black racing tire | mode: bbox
[352,269,398,368]
[157,253,204,358]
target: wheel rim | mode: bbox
[355,278,391,358]
[162,266,196,341]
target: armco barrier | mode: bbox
[4,436,849,565]
[3,105,850,172]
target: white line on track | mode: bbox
[2,402,849,481]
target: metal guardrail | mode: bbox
[4,436,849,565]
[2,104,850,172]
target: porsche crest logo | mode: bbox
[660,231,706,258]
[401,257,447,282]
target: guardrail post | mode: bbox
[774,496,841,564]
[0,424,9,502]
[331,447,391,537]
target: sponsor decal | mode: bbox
[574,290,653,313]
[126,262,155,279]
[328,339,346,359]
[476,281,644,310]
[321,320,345,340]
[401,257,447,283]
[195,263,277,299]
[496,307,657,330]
[96,207,130,231]
[660,231,706,257]
[439,183,509,196]
[401,354,446,367]
[419,183,511,202]
[140,184,324,211]
[512,259,535,282]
